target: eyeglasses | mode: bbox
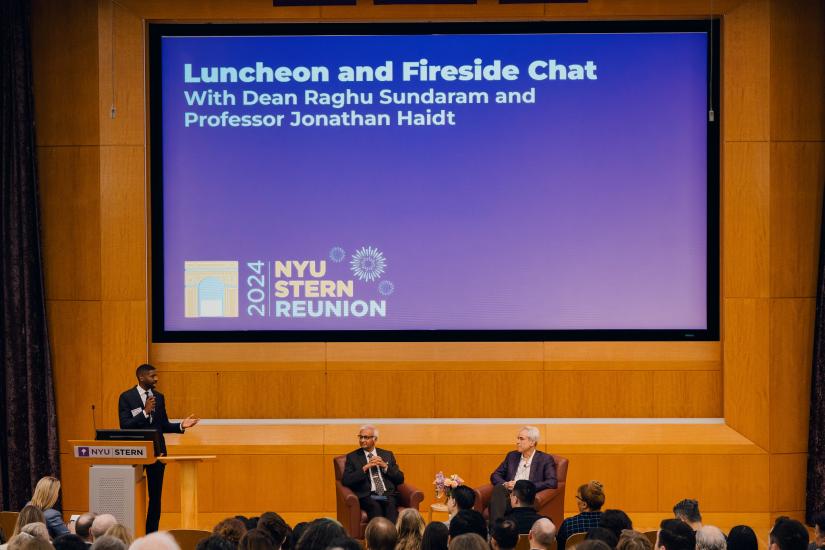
[357,435,376,440]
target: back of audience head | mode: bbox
[421,522,449,550]
[528,518,557,550]
[578,541,612,550]
[76,513,97,542]
[726,526,757,550]
[448,510,487,541]
[129,532,181,550]
[617,530,652,550]
[811,513,825,550]
[586,527,618,549]
[448,486,477,514]
[91,515,118,541]
[577,481,606,511]
[657,519,696,550]
[448,533,488,550]
[30,476,61,511]
[600,511,632,540]
[364,517,397,550]
[672,500,702,529]
[395,509,425,550]
[12,506,45,537]
[769,517,808,550]
[490,519,518,550]
[295,518,346,550]
[91,535,126,550]
[324,537,361,550]
[258,511,292,550]
[20,523,49,542]
[696,526,726,550]
[214,517,248,546]
[10,534,52,550]
[105,525,133,547]
[196,535,236,550]
[511,480,537,507]
[240,528,276,550]
[54,534,89,550]
[290,523,309,550]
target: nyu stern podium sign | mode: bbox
[74,445,149,459]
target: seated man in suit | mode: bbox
[341,425,405,522]
[504,481,546,534]
[489,426,557,525]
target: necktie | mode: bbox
[368,453,387,495]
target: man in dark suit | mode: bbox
[118,364,199,533]
[489,426,557,525]
[341,425,404,522]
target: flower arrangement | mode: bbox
[433,471,464,499]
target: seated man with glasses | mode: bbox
[341,424,405,522]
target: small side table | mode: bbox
[428,502,449,524]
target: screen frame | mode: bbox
[148,19,721,343]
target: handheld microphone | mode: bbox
[147,389,154,423]
[91,404,97,433]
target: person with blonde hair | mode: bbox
[28,476,69,538]
[9,506,45,539]
[556,480,606,549]
[617,530,653,550]
[105,525,134,547]
[448,534,488,550]
[395,509,425,550]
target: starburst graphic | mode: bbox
[350,246,387,282]
[329,246,346,263]
[378,280,395,296]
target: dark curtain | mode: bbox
[0,0,61,510]
[808,184,825,521]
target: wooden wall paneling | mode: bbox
[768,298,814,454]
[218,371,327,418]
[101,301,148,429]
[39,147,102,301]
[101,147,146,300]
[319,1,542,22]
[323,454,338,513]
[31,0,100,146]
[49,301,102,445]
[723,142,770,298]
[769,142,825,297]
[150,343,326,367]
[657,454,769,512]
[61,455,92,513]
[393,455,436,505]
[723,299,771,450]
[326,371,435,418]
[652,371,723,418]
[159,371,220,419]
[117,0,320,20]
[544,371,654,418]
[436,371,544,417]
[722,0,770,142]
[161,457,215,513]
[561,454,658,512]
[212,455,326,512]
[98,1,145,146]
[768,453,807,513]
[545,341,721,372]
[769,0,825,142]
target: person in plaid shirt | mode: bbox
[556,481,605,549]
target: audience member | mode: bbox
[810,513,825,550]
[586,527,618,549]
[696,527,726,550]
[290,524,309,550]
[76,514,97,545]
[92,535,127,550]
[6,533,35,550]
[20,524,49,542]
[769,517,809,550]
[325,537,362,550]
[213,518,248,546]
[504,481,545,534]
[396,509,425,550]
[578,541,612,550]
[240,529,276,550]
[528,518,556,550]
[258,512,292,550]
[195,535,235,550]
[726,527,757,550]
[656,519,696,550]
[129,532,181,550]
[600,511,633,540]
[90,516,118,542]
[421,522,449,550]
[448,511,487,541]
[10,534,51,550]
[10,507,45,539]
[617,530,652,550]
[54,534,89,550]
[365,518,397,550]
[105,525,133,547]
[490,519,518,550]
[295,519,346,550]
[448,534,488,550]
[446,487,477,527]
[29,476,70,539]
[672,500,702,531]
[557,481,605,549]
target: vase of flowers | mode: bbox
[433,471,464,500]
